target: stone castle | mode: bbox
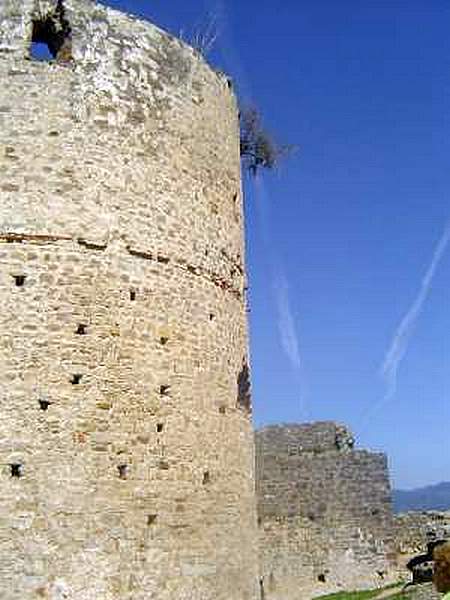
[0,2,407,600]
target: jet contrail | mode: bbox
[252,178,303,375]
[273,271,302,371]
[207,0,308,419]
[360,221,450,430]
[252,177,309,420]
[381,221,450,400]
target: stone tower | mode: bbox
[0,1,258,598]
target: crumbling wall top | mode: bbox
[0,0,229,89]
[0,0,238,246]
[256,421,356,455]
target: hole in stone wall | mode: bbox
[39,399,51,411]
[160,336,169,346]
[147,514,157,526]
[377,570,386,580]
[30,40,54,61]
[219,406,226,415]
[75,324,87,335]
[156,423,164,433]
[202,470,210,485]
[10,463,22,478]
[117,464,128,479]
[259,578,265,600]
[237,358,252,413]
[71,374,83,385]
[160,385,170,396]
[318,574,326,583]
[130,290,136,301]
[30,2,72,63]
[13,275,26,287]
[209,313,215,321]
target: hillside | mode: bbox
[393,481,450,513]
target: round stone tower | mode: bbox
[0,1,258,599]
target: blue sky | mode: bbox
[99,0,450,490]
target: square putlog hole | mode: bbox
[117,464,128,480]
[10,463,23,478]
[39,399,51,411]
[147,514,157,526]
[13,275,26,287]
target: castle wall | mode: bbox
[407,584,442,599]
[0,2,259,599]
[256,423,396,599]
[394,511,450,571]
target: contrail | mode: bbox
[206,0,308,419]
[360,221,450,430]
[381,221,450,400]
[252,178,303,375]
[273,271,302,371]
[252,177,309,420]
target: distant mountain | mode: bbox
[393,481,450,513]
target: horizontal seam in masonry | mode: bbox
[126,245,243,300]
[0,233,108,251]
[0,234,244,299]
[0,233,73,244]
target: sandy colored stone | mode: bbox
[0,1,258,599]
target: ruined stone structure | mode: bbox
[394,511,450,572]
[256,422,397,599]
[0,1,259,598]
[407,583,442,599]
[405,583,442,600]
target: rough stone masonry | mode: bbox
[256,422,398,600]
[0,1,259,598]
[394,511,450,575]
